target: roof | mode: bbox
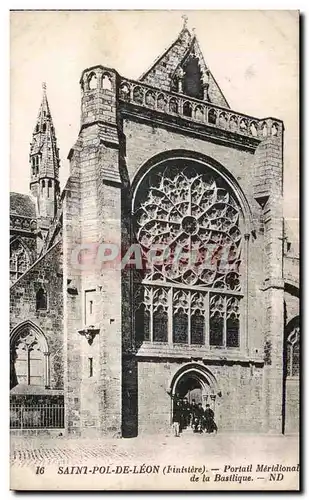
[10,192,37,218]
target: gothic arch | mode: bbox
[10,321,50,389]
[10,320,48,352]
[168,362,219,396]
[131,150,254,234]
[284,315,300,378]
[131,150,252,350]
[284,280,299,298]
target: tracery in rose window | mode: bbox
[134,163,242,290]
[133,161,243,348]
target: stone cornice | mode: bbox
[130,343,264,366]
[118,75,283,153]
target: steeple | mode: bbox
[29,83,60,233]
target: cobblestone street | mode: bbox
[11,432,299,466]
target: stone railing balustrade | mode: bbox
[10,215,37,232]
[118,77,282,140]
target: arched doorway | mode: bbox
[169,363,219,425]
[176,374,203,405]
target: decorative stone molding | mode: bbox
[119,76,283,141]
[10,215,37,233]
[67,279,78,296]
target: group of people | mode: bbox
[172,395,218,437]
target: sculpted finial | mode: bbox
[181,14,188,29]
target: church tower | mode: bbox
[29,83,60,237]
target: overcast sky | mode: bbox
[10,10,299,234]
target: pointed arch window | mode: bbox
[183,56,204,99]
[47,179,52,198]
[133,160,244,349]
[36,287,48,311]
[31,155,40,175]
[102,73,112,91]
[10,324,49,388]
[286,325,300,377]
[10,239,31,283]
[88,72,97,90]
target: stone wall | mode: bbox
[63,66,123,436]
[136,360,264,434]
[10,241,64,391]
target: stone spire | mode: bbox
[29,83,60,234]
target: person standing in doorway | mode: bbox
[204,404,218,434]
[182,397,191,429]
[172,399,181,437]
[190,398,197,429]
[193,402,204,433]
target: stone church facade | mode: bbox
[10,23,299,436]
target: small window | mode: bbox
[89,358,93,377]
[36,287,47,311]
[32,155,39,174]
[102,74,112,91]
[183,56,203,99]
[88,73,97,90]
[85,289,96,325]
[43,123,46,132]
[47,179,52,197]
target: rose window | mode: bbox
[134,161,243,348]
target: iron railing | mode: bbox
[10,404,64,429]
